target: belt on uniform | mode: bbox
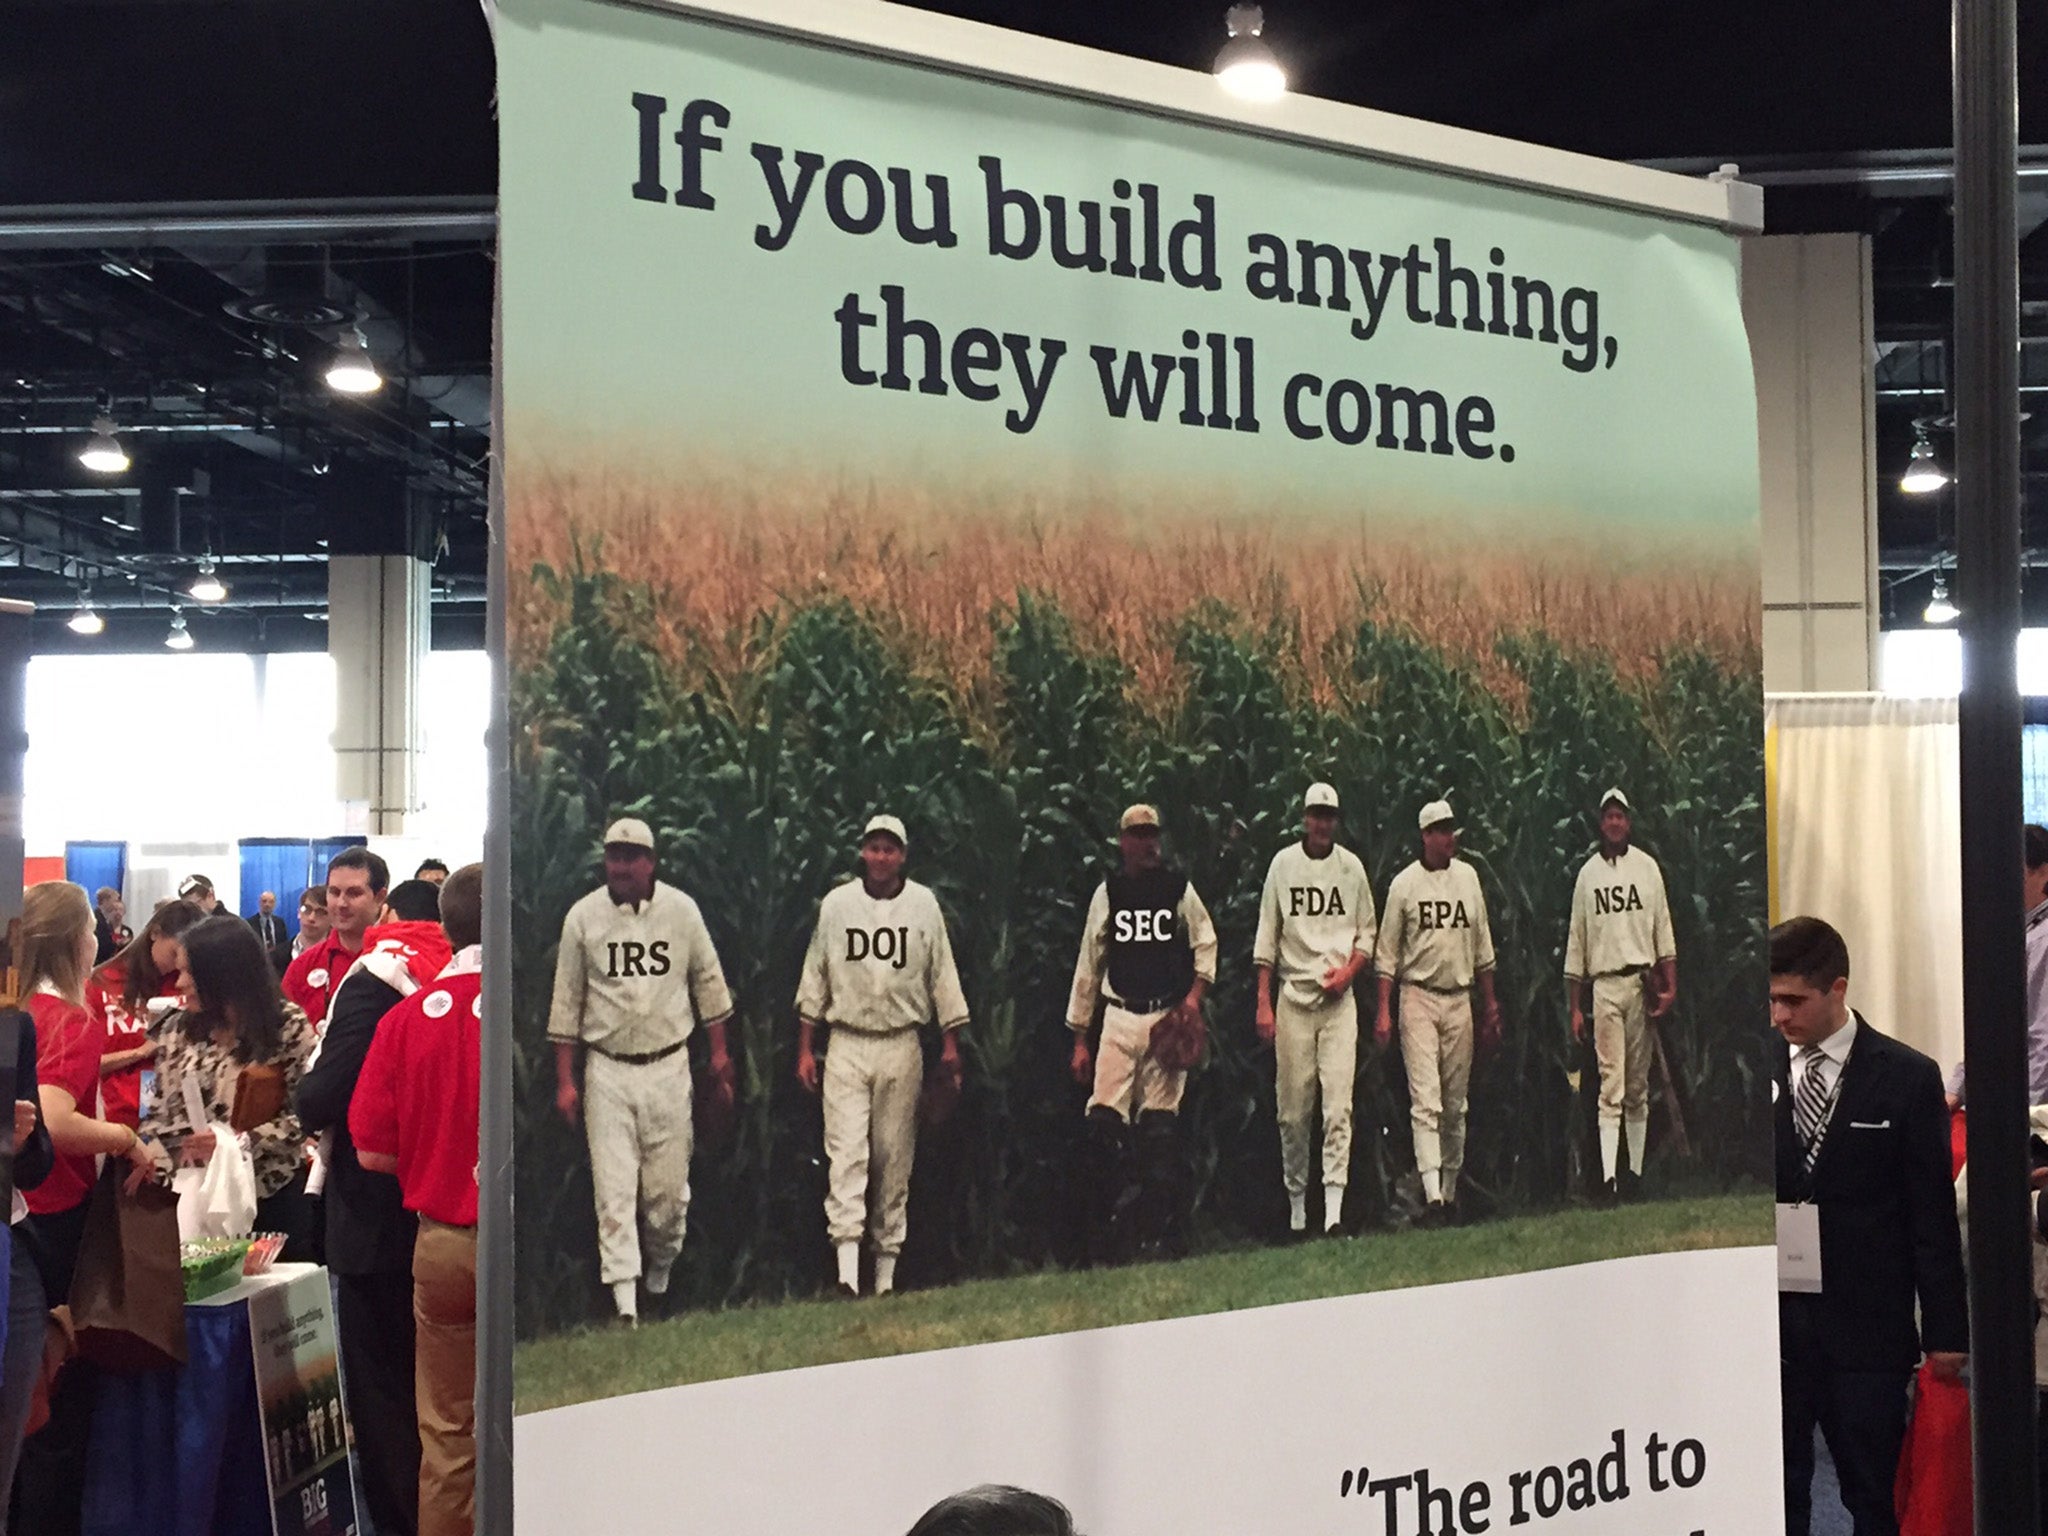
[588,1039,686,1065]
[1595,965,1649,979]
[1106,992,1180,1016]
[1401,980,1470,996]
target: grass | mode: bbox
[505,465,1759,710]
[513,1192,1771,1413]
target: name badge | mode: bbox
[1777,1202,1822,1293]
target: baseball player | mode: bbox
[1066,803,1217,1259]
[1254,783,1377,1236]
[796,814,969,1298]
[1563,788,1676,1202]
[548,818,735,1323]
[1374,798,1499,1226]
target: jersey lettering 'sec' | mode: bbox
[845,926,912,970]
[1415,900,1471,931]
[604,940,673,978]
[1112,908,1177,944]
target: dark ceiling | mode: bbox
[1,0,2044,649]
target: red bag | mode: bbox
[1895,1360,1972,1536]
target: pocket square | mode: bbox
[1849,1119,1892,1130]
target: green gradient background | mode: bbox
[498,0,1760,552]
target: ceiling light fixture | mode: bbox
[164,610,194,651]
[187,556,229,604]
[1900,426,1950,494]
[67,591,104,636]
[1215,4,1286,102]
[1924,572,1959,626]
[77,413,131,474]
[324,327,383,395]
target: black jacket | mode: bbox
[295,970,416,1275]
[1776,1014,1968,1370]
[6,1010,55,1198]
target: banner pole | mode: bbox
[1953,0,2033,1527]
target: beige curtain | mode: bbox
[1766,693,1961,1071]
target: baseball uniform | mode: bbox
[798,877,969,1276]
[1254,840,1377,1216]
[1066,869,1218,1119]
[1564,844,1676,1184]
[547,881,733,1291]
[1377,858,1495,1203]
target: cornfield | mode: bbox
[509,476,1768,1339]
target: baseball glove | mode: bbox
[694,1070,737,1152]
[919,1062,963,1127]
[1148,1007,1206,1071]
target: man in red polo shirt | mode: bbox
[286,848,390,1028]
[353,862,482,1536]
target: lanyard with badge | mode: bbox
[1777,1043,1849,1294]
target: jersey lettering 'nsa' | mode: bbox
[604,940,672,978]
[1564,845,1675,981]
[1592,885,1644,915]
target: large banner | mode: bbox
[499,2,1771,1531]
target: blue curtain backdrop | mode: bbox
[64,841,127,899]
[236,840,313,937]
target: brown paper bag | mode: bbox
[69,1165,189,1372]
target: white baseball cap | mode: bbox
[1600,787,1631,812]
[862,814,908,846]
[1417,799,1458,832]
[1119,803,1162,832]
[1304,782,1340,811]
[602,817,656,851]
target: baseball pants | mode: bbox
[1592,973,1650,1126]
[823,1027,924,1256]
[1089,1003,1186,1121]
[1398,984,1473,1200]
[584,1047,693,1287]
[1275,990,1357,1197]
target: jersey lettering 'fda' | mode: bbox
[1286,886,1347,917]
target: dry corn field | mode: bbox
[507,456,1769,1338]
[507,465,1758,715]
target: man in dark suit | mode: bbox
[248,891,291,973]
[1773,915,1968,1536]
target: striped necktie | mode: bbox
[1794,1044,1831,1159]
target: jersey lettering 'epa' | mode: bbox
[1376,857,1495,990]
[1416,900,1470,931]
[844,926,912,970]
[1112,908,1177,944]
[604,939,673,978]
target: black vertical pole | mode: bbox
[1954,0,2032,1529]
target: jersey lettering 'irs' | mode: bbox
[1592,884,1645,916]
[1415,900,1470,932]
[604,939,673,978]
[1286,886,1347,918]
[844,925,912,970]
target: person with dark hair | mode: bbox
[177,873,222,916]
[1771,914,1966,1536]
[284,847,391,1027]
[86,898,205,1130]
[352,862,484,1536]
[1946,823,2048,1111]
[294,887,331,959]
[141,916,320,1259]
[905,1486,1079,1536]
[92,887,129,966]
[295,877,449,1536]
[414,859,450,887]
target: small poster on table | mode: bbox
[249,1267,361,1536]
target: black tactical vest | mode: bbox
[1105,866,1194,1004]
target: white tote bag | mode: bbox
[170,1073,259,1241]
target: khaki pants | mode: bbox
[1592,973,1650,1126]
[823,1028,923,1255]
[584,1047,692,1286]
[1089,1003,1185,1121]
[414,1218,476,1536]
[1275,990,1357,1196]
[1398,984,1473,1199]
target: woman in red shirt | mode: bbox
[13,882,154,1532]
[87,898,204,1130]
